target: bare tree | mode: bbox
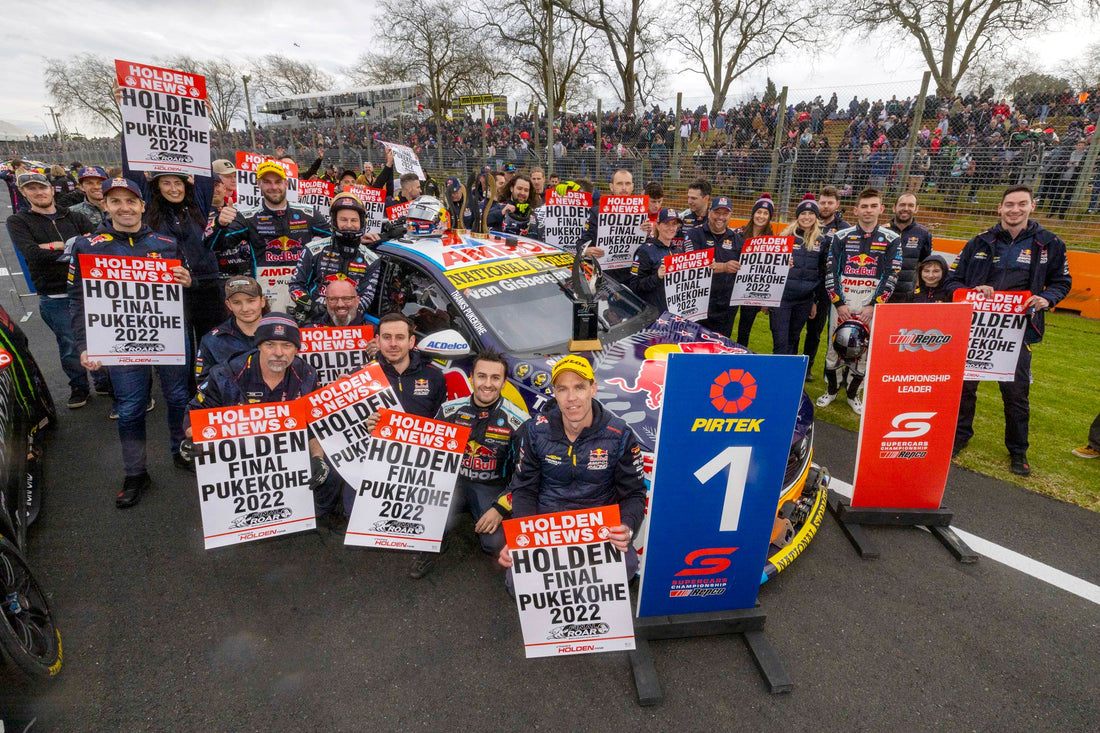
[1067,41,1100,90]
[844,0,1068,98]
[249,54,334,100]
[671,0,813,113]
[162,55,244,132]
[44,54,122,134]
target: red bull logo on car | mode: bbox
[607,359,667,410]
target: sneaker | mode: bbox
[94,382,112,396]
[408,551,437,579]
[109,397,155,420]
[1010,454,1031,477]
[173,452,195,472]
[847,394,863,415]
[815,391,837,408]
[1071,445,1099,459]
[116,472,150,508]
[68,387,89,409]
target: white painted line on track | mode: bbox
[828,477,1100,607]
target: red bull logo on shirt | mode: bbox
[844,252,878,277]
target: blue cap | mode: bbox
[445,176,461,191]
[102,177,143,198]
[657,207,682,223]
[710,195,733,211]
[77,166,108,181]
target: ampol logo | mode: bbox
[709,369,757,414]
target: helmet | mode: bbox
[405,195,450,237]
[329,192,367,246]
[832,319,870,363]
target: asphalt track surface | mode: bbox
[1,211,1099,731]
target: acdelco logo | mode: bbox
[889,328,952,352]
[883,412,936,438]
[674,547,738,576]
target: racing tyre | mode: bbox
[0,536,61,679]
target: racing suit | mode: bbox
[68,224,190,479]
[823,224,902,396]
[194,316,255,382]
[885,219,933,302]
[435,395,529,553]
[685,223,742,337]
[679,208,707,234]
[287,235,380,320]
[943,221,1072,456]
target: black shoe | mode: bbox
[116,472,149,508]
[173,452,195,472]
[68,387,89,409]
[94,382,112,396]
[1010,454,1031,476]
[952,442,968,459]
[409,551,438,579]
[804,372,815,383]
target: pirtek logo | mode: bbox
[890,328,952,352]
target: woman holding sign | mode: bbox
[771,194,828,359]
[732,194,775,347]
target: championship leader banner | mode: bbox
[637,352,806,617]
[115,59,210,176]
[305,363,399,486]
[664,249,713,321]
[79,254,186,365]
[850,303,971,509]
[235,151,299,210]
[299,325,377,385]
[504,506,635,658]
[379,141,425,180]
[952,289,1030,381]
[343,184,387,234]
[191,400,315,549]
[729,236,794,307]
[595,195,648,271]
[298,179,334,210]
[346,409,470,551]
[541,190,592,248]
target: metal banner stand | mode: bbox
[628,607,792,705]
[0,238,35,322]
[827,493,978,563]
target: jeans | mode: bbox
[109,363,189,476]
[770,299,814,355]
[38,296,88,390]
[955,345,1033,455]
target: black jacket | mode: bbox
[780,228,828,305]
[6,206,93,294]
[375,350,447,418]
[629,236,684,311]
[685,223,743,335]
[886,219,934,302]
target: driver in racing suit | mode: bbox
[816,188,901,415]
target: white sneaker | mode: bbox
[847,394,863,415]
[815,392,837,408]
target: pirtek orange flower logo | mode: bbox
[710,369,757,414]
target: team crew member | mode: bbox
[306,277,371,328]
[69,178,194,508]
[944,184,1072,476]
[886,193,933,302]
[485,174,536,234]
[288,192,381,322]
[205,160,330,282]
[368,313,447,420]
[685,195,742,336]
[498,355,646,582]
[816,187,902,415]
[444,177,477,231]
[802,186,848,381]
[408,351,529,579]
[680,178,711,232]
[577,169,648,282]
[386,172,422,210]
[194,277,269,382]
[772,194,828,357]
[732,194,776,346]
[6,171,99,407]
[69,166,110,228]
[628,208,685,311]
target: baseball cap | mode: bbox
[657,207,682,224]
[253,313,301,349]
[77,166,108,181]
[503,163,516,172]
[16,172,49,188]
[551,355,595,384]
[256,160,287,180]
[710,195,733,211]
[212,159,235,176]
[224,276,263,299]
[445,176,461,192]
[102,177,143,197]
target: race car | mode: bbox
[356,228,828,583]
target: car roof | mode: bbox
[377,231,568,275]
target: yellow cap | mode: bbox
[551,355,595,384]
[256,160,287,180]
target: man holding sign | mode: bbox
[945,184,1072,476]
[69,177,193,508]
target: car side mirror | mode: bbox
[417,329,472,359]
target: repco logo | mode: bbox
[674,548,738,576]
[884,412,936,439]
[890,328,952,352]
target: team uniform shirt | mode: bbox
[189,350,318,415]
[203,210,252,280]
[375,350,447,419]
[679,208,707,235]
[628,237,684,311]
[194,317,255,382]
[204,201,330,276]
[824,224,902,313]
[685,223,743,334]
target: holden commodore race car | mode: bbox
[355,228,828,583]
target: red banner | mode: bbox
[851,303,972,509]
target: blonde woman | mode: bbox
[771,193,828,361]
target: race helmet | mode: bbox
[329,192,367,247]
[832,319,870,363]
[405,195,450,237]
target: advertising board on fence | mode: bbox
[663,249,713,321]
[504,505,635,658]
[115,59,210,176]
[235,151,299,209]
[729,236,793,307]
[346,410,470,551]
[541,190,592,248]
[79,254,186,365]
[952,289,1030,381]
[595,195,648,271]
[191,400,316,549]
[850,303,971,509]
[299,326,376,386]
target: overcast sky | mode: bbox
[2,0,1092,136]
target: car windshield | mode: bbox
[454,258,652,353]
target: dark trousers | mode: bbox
[802,293,830,367]
[955,346,1032,455]
[1088,410,1100,450]
[770,299,814,355]
[734,306,759,347]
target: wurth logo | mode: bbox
[890,328,952,352]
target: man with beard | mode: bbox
[307,278,369,327]
[885,193,933,302]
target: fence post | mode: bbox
[547,101,556,176]
[1071,122,1100,212]
[898,71,932,196]
[481,107,487,166]
[672,93,682,182]
[436,106,444,174]
[595,98,602,183]
[766,86,789,193]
